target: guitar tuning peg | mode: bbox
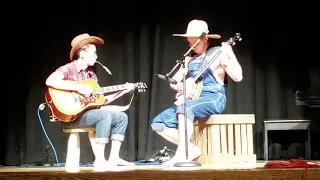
[232,42,236,45]
[239,38,242,41]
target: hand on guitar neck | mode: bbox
[120,82,136,94]
[103,82,135,105]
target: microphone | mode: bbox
[155,74,177,84]
[199,30,209,40]
[181,30,209,59]
[95,61,112,75]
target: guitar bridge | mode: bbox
[71,92,78,102]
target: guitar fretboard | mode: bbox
[93,84,127,94]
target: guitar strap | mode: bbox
[100,93,135,112]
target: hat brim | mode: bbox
[172,34,221,39]
[70,36,104,60]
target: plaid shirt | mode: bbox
[56,61,98,82]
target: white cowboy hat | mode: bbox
[173,19,221,39]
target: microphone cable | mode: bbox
[37,103,61,167]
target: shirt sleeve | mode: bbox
[55,63,74,80]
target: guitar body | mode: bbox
[45,79,105,122]
[174,77,203,106]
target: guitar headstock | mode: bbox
[227,33,242,46]
[134,82,148,92]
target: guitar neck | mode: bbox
[193,50,222,82]
[93,84,127,94]
[193,36,237,82]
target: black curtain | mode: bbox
[3,8,319,166]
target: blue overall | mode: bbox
[151,47,227,131]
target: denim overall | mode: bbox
[151,46,227,131]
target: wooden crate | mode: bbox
[191,114,256,168]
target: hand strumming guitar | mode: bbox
[76,84,94,96]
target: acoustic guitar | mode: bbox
[45,79,148,122]
[174,33,242,105]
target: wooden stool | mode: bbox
[191,114,256,168]
[63,127,96,173]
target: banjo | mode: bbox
[174,33,242,105]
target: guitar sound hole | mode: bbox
[78,94,100,106]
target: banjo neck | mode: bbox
[192,33,242,82]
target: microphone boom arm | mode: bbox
[155,31,208,86]
[96,61,112,75]
[166,31,208,77]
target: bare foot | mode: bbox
[162,154,184,167]
[187,144,201,161]
[162,143,201,167]
[109,158,135,166]
[93,160,116,172]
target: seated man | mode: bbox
[151,19,243,166]
[45,33,135,171]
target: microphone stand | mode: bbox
[162,34,207,167]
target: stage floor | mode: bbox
[0,161,319,180]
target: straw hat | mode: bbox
[70,33,104,60]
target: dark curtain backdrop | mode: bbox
[3,9,319,166]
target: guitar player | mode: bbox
[45,33,135,171]
[151,19,243,166]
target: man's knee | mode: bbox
[176,106,195,122]
[151,107,178,131]
[97,110,112,122]
[99,111,128,126]
[151,122,164,131]
[119,111,128,120]
[117,112,128,127]
[151,121,178,132]
[150,114,166,131]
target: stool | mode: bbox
[191,114,256,168]
[63,127,96,173]
[263,119,311,161]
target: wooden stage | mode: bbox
[0,161,319,180]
